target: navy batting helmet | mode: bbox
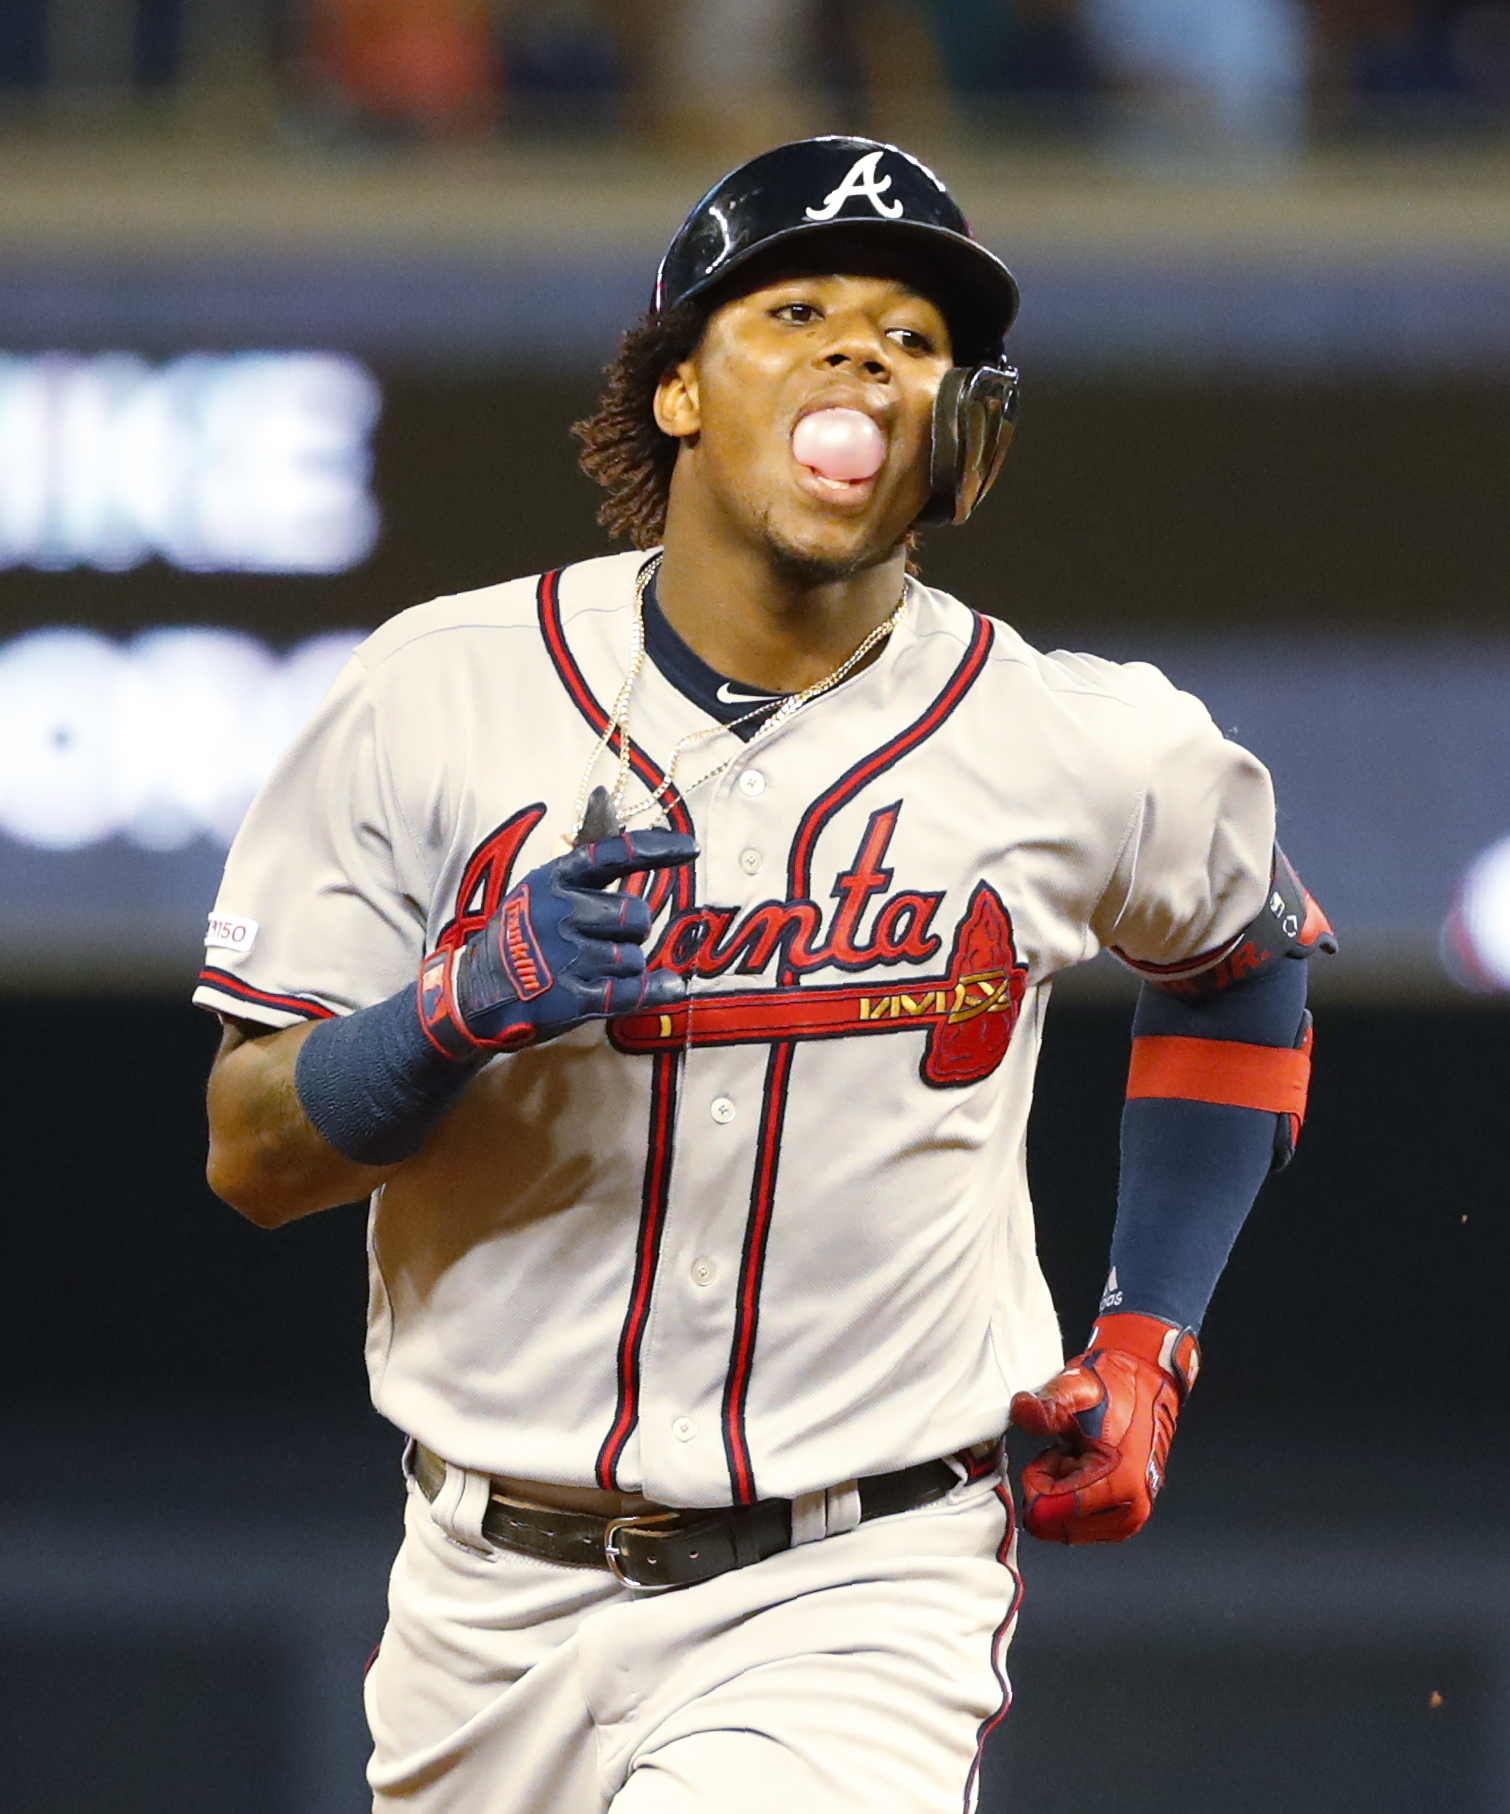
[655,137,1020,526]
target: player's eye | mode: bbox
[772,300,823,325]
[886,325,936,354]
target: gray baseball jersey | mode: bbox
[195,548,1273,1507]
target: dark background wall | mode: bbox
[4,374,1507,647]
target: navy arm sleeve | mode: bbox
[1102,957,1310,1332]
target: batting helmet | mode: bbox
[654,136,1020,526]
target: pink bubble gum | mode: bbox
[791,408,886,482]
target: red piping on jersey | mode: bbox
[721,1038,794,1505]
[196,967,336,1021]
[962,1483,1022,1813]
[1115,933,1241,981]
[596,1049,681,1489]
[720,612,997,1504]
[785,611,994,949]
[960,1436,1006,1483]
[538,568,698,1490]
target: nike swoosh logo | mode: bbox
[716,682,783,705]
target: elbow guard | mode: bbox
[1117,844,1336,1001]
[1122,841,1335,1170]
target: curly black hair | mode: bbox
[571,300,706,550]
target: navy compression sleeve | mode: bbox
[295,984,483,1166]
[1102,958,1311,1332]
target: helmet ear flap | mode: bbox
[919,363,1020,527]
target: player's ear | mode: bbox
[654,360,700,441]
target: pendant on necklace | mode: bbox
[575,785,623,846]
[555,784,623,856]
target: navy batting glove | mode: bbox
[416,830,698,1059]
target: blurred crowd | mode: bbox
[2,0,1510,156]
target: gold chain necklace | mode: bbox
[571,554,910,839]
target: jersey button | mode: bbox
[737,769,766,797]
[673,1417,697,1442]
[691,1257,718,1287]
[710,1096,736,1124]
[739,848,762,875]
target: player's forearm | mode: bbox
[1013,956,1322,1546]
[206,1020,400,1227]
[1104,958,1312,1329]
[205,826,699,1227]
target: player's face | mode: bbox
[655,272,953,581]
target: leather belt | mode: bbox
[410,1443,968,1592]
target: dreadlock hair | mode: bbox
[572,300,706,550]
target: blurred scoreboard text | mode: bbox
[0,352,380,575]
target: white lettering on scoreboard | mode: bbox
[0,353,380,574]
[0,628,360,850]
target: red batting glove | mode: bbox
[1009,1312,1200,1545]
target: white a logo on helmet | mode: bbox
[805,151,905,222]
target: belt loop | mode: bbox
[789,1489,827,1547]
[427,1460,495,1558]
[790,1481,863,1546]
[824,1481,861,1536]
[956,1436,1006,1485]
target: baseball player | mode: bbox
[198,138,1333,1813]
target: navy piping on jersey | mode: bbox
[720,1038,796,1504]
[719,611,997,1504]
[198,967,335,1021]
[962,1484,1022,1812]
[536,567,697,1491]
[596,1044,683,1489]
[641,573,787,742]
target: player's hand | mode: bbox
[418,829,698,1058]
[1009,1312,1199,1545]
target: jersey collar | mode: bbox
[642,575,786,744]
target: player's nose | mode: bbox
[817,315,894,382]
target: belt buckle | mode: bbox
[603,1510,688,1592]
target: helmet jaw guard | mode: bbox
[655,137,1021,529]
[920,362,1020,527]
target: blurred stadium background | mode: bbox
[2,2,1509,1809]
